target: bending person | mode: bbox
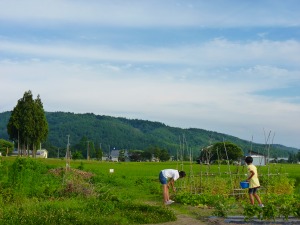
[159,169,186,205]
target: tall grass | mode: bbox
[0,157,176,225]
[0,157,299,224]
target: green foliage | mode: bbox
[118,149,126,162]
[212,199,236,218]
[128,150,144,161]
[0,111,298,158]
[267,175,294,194]
[0,158,300,223]
[0,139,14,156]
[243,204,263,221]
[0,158,177,225]
[195,177,231,195]
[6,91,48,156]
[0,198,176,225]
[174,192,237,217]
[294,194,300,217]
[72,151,84,160]
[211,142,244,161]
[0,158,59,204]
[95,148,103,160]
[243,194,300,221]
[174,192,232,207]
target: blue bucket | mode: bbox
[240,181,249,189]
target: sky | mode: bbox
[0,0,300,149]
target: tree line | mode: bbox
[0,91,298,159]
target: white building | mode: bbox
[242,154,266,166]
[36,149,48,158]
[250,155,266,166]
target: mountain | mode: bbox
[0,111,298,158]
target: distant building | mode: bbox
[10,149,29,156]
[9,149,48,158]
[243,151,266,166]
[151,154,160,162]
[106,149,129,162]
[102,156,108,161]
[36,149,48,158]
[109,150,119,162]
[268,157,289,163]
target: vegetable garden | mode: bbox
[0,157,299,224]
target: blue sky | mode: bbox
[0,0,300,149]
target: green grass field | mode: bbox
[0,157,299,224]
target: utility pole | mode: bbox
[87,141,90,160]
[108,145,110,160]
[66,135,70,171]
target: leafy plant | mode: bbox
[261,203,278,221]
[267,175,294,194]
[212,198,236,217]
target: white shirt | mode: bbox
[161,169,180,181]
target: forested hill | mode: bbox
[0,111,297,158]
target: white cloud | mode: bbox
[0,0,299,27]
[1,57,299,148]
[1,0,300,148]
[1,39,300,68]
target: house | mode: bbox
[242,151,266,166]
[106,149,130,162]
[249,154,266,166]
[36,149,48,158]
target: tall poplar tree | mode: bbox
[7,90,48,157]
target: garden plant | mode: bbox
[0,157,299,224]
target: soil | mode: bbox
[146,213,300,225]
[146,214,227,225]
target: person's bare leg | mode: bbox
[166,185,170,201]
[253,193,262,205]
[163,185,169,203]
[249,194,254,205]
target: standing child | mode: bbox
[159,169,186,205]
[245,156,264,207]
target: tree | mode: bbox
[141,150,152,161]
[145,146,162,161]
[210,142,243,162]
[118,150,126,162]
[72,151,84,160]
[33,95,49,153]
[7,90,49,157]
[159,149,170,161]
[289,152,299,163]
[72,136,88,158]
[0,139,14,156]
[297,150,300,162]
[129,150,143,162]
[95,147,103,161]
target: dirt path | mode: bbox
[146,214,207,225]
[142,201,228,225]
[145,212,228,225]
[146,214,300,225]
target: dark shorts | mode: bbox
[159,171,167,185]
[248,187,259,194]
